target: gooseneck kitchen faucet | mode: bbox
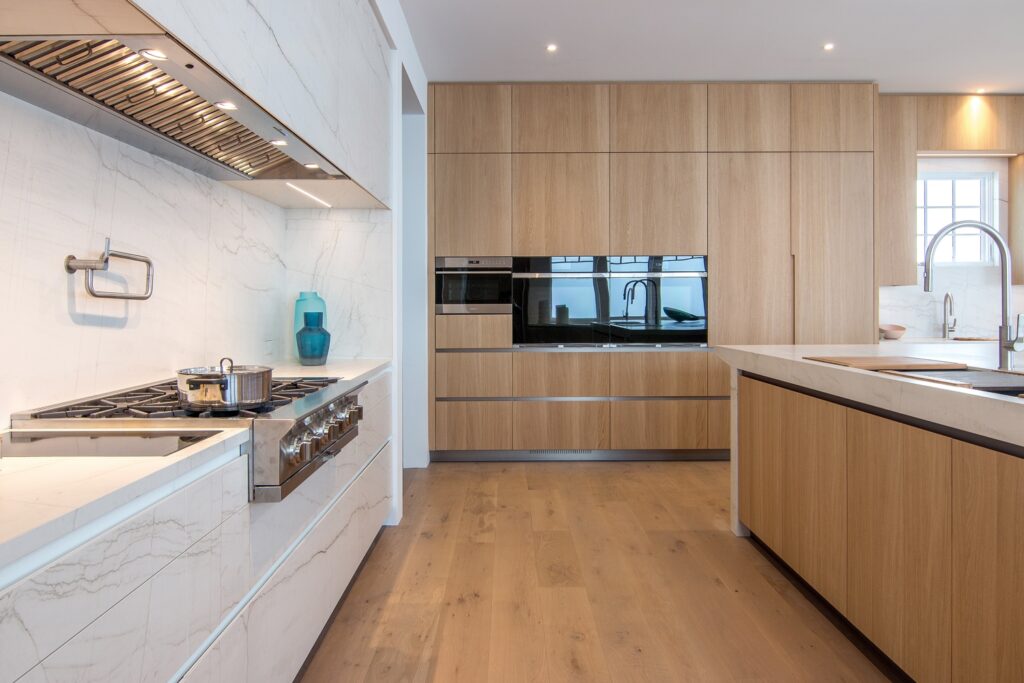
[623,278,661,327]
[923,220,1024,370]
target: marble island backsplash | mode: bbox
[0,92,392,424]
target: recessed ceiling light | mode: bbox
[823,43,835,51]
[214,100,237,111]
[546,44,558,53]
[270,139,288,146]
[286,182,332,208]
[140,49,168,61]
[976,88,986,94]
[304,163,320,169]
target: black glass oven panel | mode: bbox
[513,276,610,345]
[435,272,512,307]
[606,256,708,343]
[608,255,707,273]
[513,256,608,274]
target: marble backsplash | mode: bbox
[0,92,393,424]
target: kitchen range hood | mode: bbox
[0,2,385,209]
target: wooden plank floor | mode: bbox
[300,462,891,682]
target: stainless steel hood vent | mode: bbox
[0,38,294,178]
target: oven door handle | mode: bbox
[512,273,610,279]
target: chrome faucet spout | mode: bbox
[923,221,1018,369]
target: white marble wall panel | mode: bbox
[0,453,246,682]
[132,0,394,204]
[284,209,394,359]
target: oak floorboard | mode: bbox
[301,462,891,683]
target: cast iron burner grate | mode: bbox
[32,377,339,419]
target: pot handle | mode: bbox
[187,377,228,391]
[219,357,234,374]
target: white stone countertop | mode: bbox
[271,357,390,381]
[0,427,250,581]
[716,341,1024,449]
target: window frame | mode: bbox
[916,170,998,265]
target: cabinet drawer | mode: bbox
[707,353,732,395]
[609,352,707,396]
[435,315,511,349]
[436,353,512,397]
[435,401,512,450]
[512,402,609,450]
[610,400,708,450]
[513,353,609,397]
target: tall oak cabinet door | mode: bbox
[790,83,874,151]
[512,83,609,152]
[875,95,919,286]
[609,83,707,152]
[432,83,512,153]
[708,153,793,345]
[610,153,708,255]
[708,84,791,151]
[792,152,875,344]
[434,154,512,256]
[512,153,610,255]
[847,410,952,683]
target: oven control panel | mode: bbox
[279,395,363,469]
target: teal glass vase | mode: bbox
[293,291,326,359]
[296,312,331,366]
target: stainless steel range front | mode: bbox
[10,377,366,502]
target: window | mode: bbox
[916,172,997,264]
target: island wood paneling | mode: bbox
[435,315,511,349]
[609,351,707,396]
[609,83,707,152]
[435,353,512,397]
[875,95,919,286]
[738,376,785,548]
[790,83,874,152]
[610,153,708,255]
[513,353,610,397]
[512,402,610,450]
[610,400,708,450]
[792,152,875,343]
[435,401,513,450]
[952,441,1024,682]
[708,84,791,151]
[708,153,793,345]
[432,84,512,153]
[434,153,511,256]
[512,83,609,152]
[512,153,609,255]
[847,410,952,683]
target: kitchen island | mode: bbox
[717,342,1023,683]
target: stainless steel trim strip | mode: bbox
[435,256,513,269]
[430,449,729,462]
[435,304,513,314]
[435,345,710,353]
[513,272,609,279]
[252,425,359,503]
[608,272,707,278]
[435,396,714,402]
[435,270,511,275]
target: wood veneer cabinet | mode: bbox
[708,84,791,151]
[434,154,511,256]
[792,152,875,344]
[435,353,512,397]
[707,399,730,449]
[513,353,609,397]
[512,401,609,450]
[512,83,609,152]
[432,83,512,153]
[916,94,1021,151]
[738,377,785,549]
[875,95,919,287]
[708,153,793,345]
[790,84,874,152]
[512,153,610,255]
[951,441,1024,682]
[609,83,707,152]
[435,315,511,349]
[610,400,707,450]
[1011,154,1024,286]
[609,153,708,255]
[435,401,513,450]
[609,351,707,396]
[847,410,952,683]
[707,354,731,395]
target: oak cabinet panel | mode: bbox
[708,84,790,151]
[432,84,512,153]
[875,95,919,286]
[513,352,609,397]
[436,352,512,397]
[609,153,708,255]
[609,83,707,151]
[435,401,513,450]
[790,83,874,151]
[707,399,730,449]
[434,154,512,256]
[610,400,707,450]
[435,315,512,349]
[708,153,793,345]
[738,376,786,549]
[952,441,1024,682]
[707,354,732,396]
[847,410,952,683]
[916,94,1015,151]
[512,402,610,450]
[792,152,875,344]
[512,153,610,255]
[609,351,707,396]
[512,83,609,152]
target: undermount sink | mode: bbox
[887,368,1024,397]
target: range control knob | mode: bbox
[349,404,364,422]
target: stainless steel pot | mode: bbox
[176,357,273,411]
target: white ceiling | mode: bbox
[398,0,1024,93]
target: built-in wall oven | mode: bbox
[513,256,708,345]
[435,257,512,314]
